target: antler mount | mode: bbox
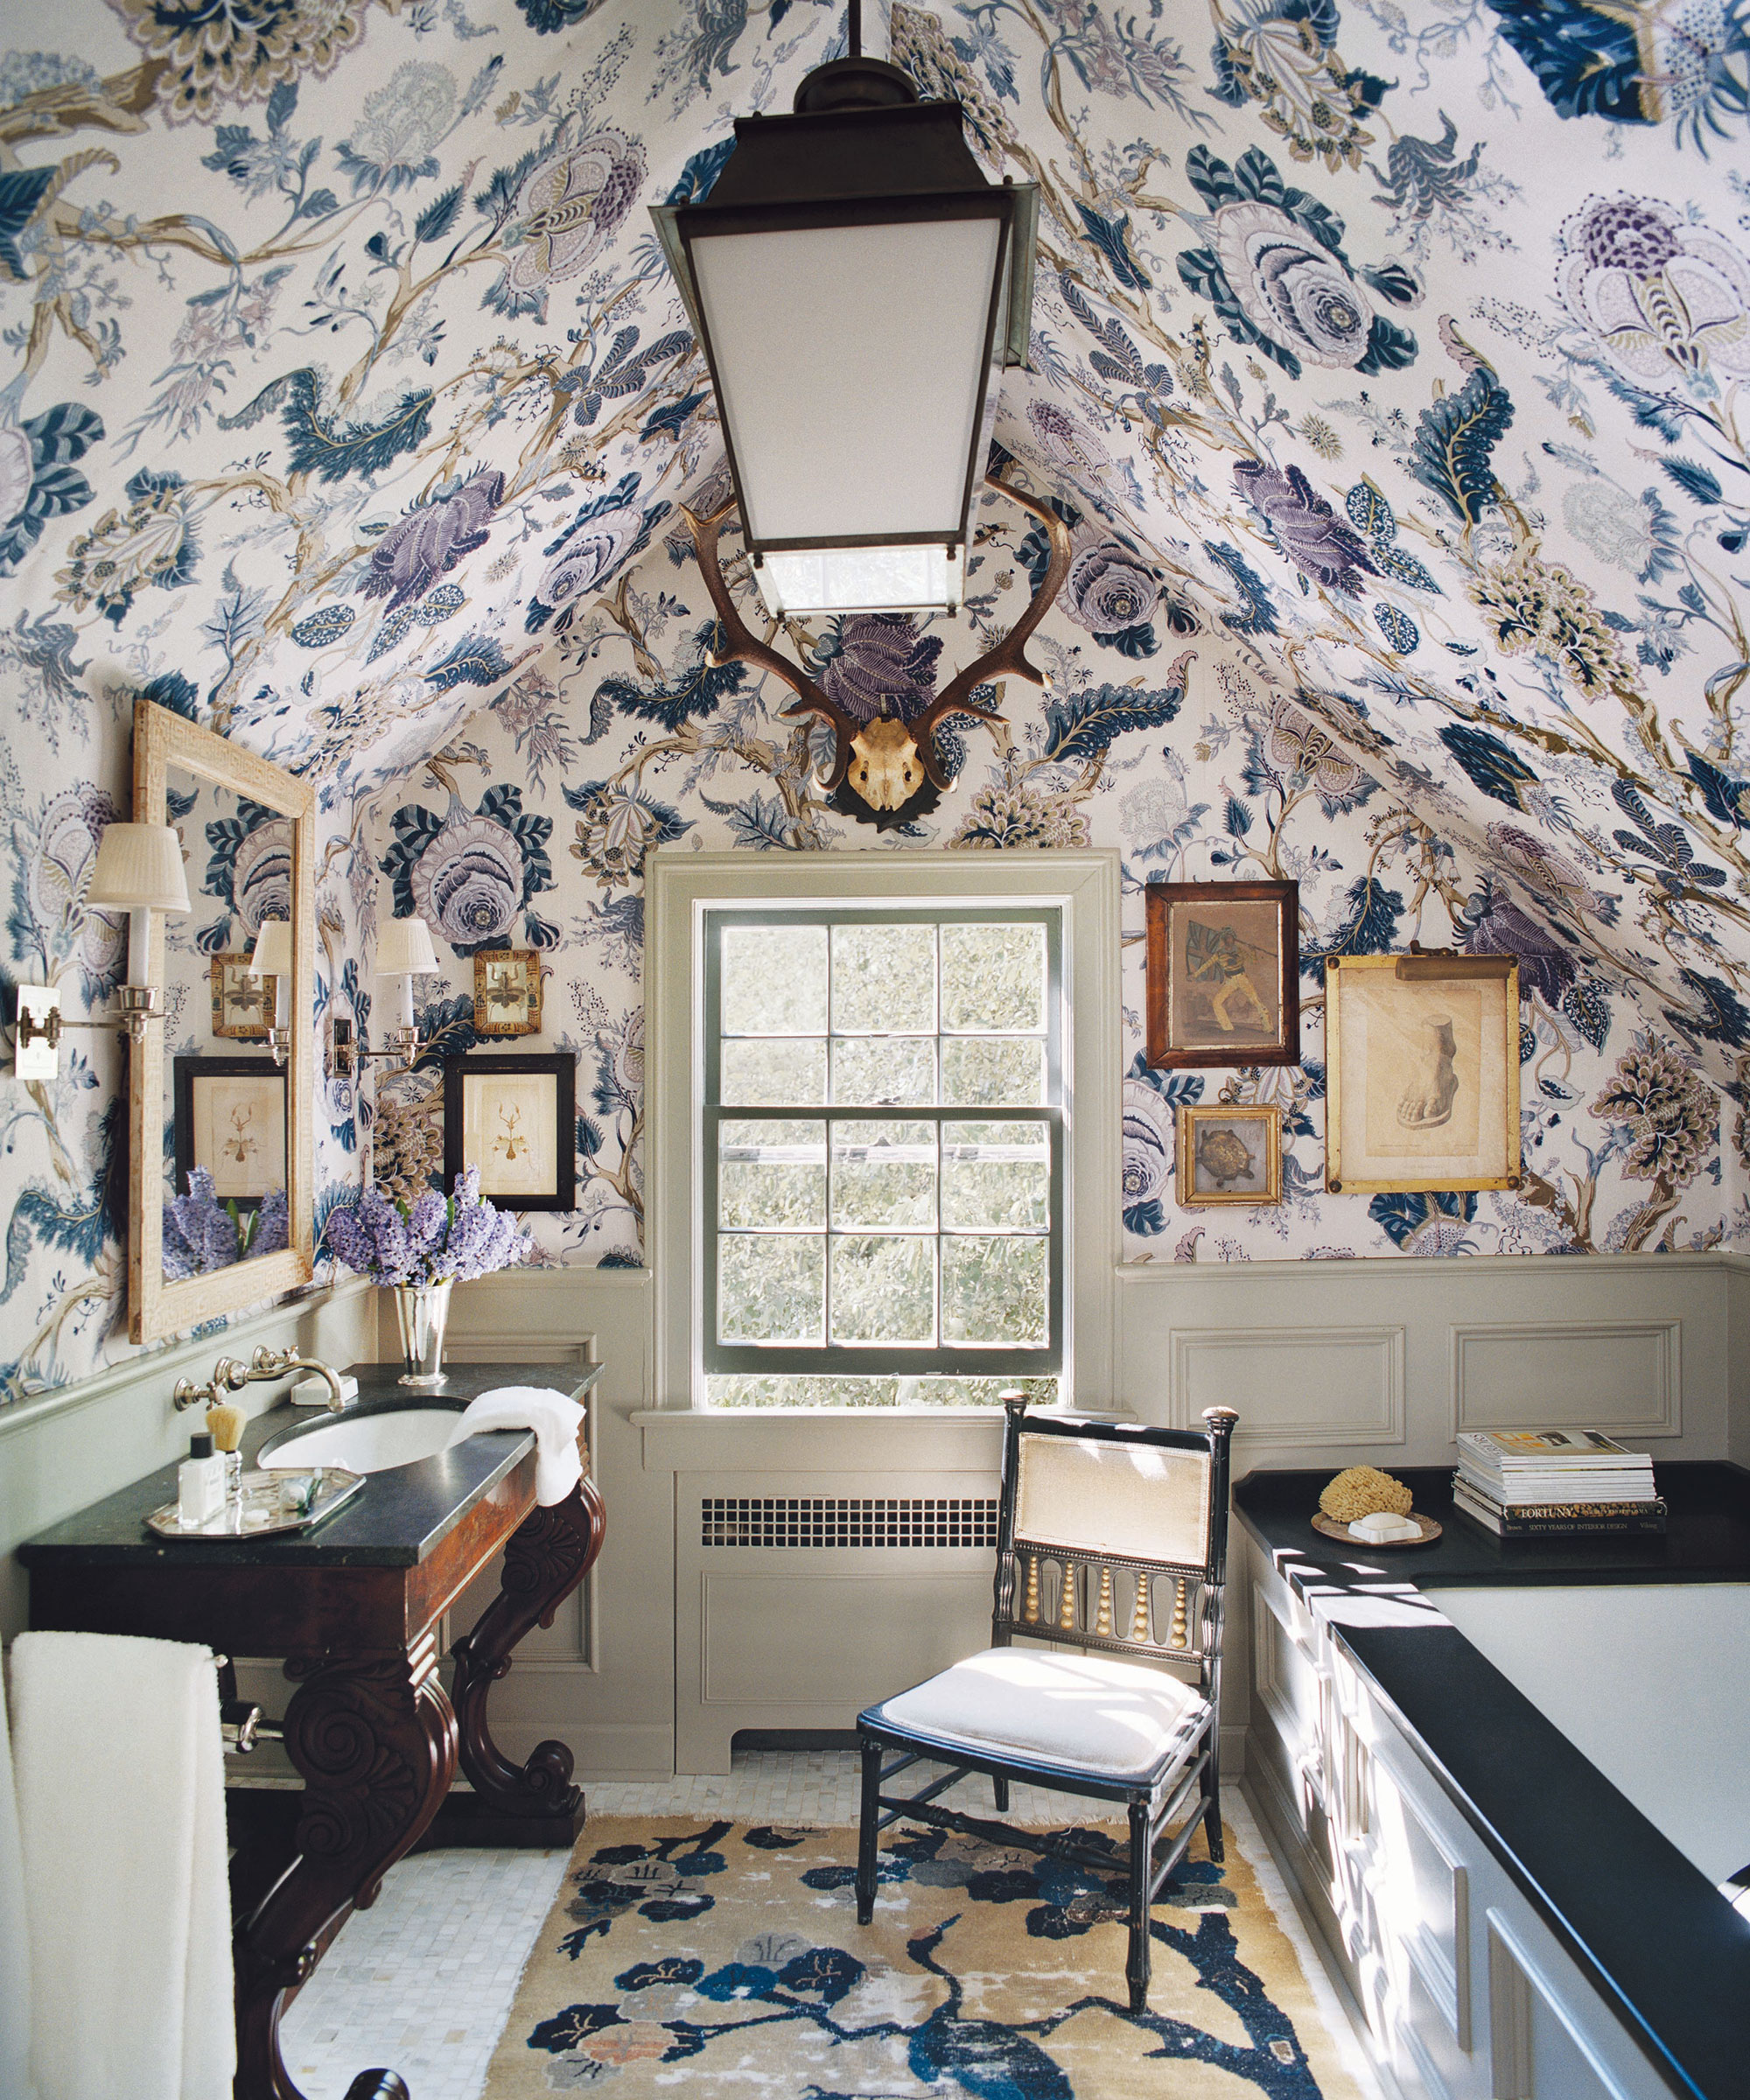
[682,476,1073,829]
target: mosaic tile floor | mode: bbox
[278,1753,1384,2100]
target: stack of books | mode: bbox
[1452,1430,1665,1536]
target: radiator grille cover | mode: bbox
[702,1497,998,1550]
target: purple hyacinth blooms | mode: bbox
[323,1163,528,1287]
[163,1168,241,1279]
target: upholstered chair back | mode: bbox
[992,1399,1239,1698]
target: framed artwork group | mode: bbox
[1144,880,1520,1207]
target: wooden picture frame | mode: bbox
[443,1052,576,1211]
[130,698,314,1341]
[472,948,542,1037]
[1176,1103,1282,1207]
[210,952,275,1040]
[1145,880,1299,1068]
[173,1055,289,1211]
[1324,953,1521,1194]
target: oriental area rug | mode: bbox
[481,1815,1370,2097]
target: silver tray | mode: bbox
[145,1465,366,1540]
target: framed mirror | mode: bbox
[129,698,315,1342]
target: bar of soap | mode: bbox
[291,1371,358,1408]
[1349,1509,1421,1543]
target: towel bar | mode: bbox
[212,1655,284,1755]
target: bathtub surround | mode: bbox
[1238,1464,1750,2100]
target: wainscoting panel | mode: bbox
[1116,1252,1730,1466]
[1171,1325,1404,1446]
[1450,1321,1680,1440]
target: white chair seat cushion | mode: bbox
[870,1646,1208,1783]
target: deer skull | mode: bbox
[846,716,927,812]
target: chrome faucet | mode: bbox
[174,1345,350,1414]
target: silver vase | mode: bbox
[393,1278,452,1387]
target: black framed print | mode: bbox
[443,1052,576,1211]
[173,1055,288,1208]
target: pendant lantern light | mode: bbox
[649,4,1037,619]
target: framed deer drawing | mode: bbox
[683,473,1074,830]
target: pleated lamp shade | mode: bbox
[86,822,190,914]
[248,919,293,980]
[377,916,439,977]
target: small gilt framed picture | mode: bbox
[1324,952,1521,1194]
[472,948,542,1038]
[1176,1103,1282,1208]
[210,953,274,1040]
[443,1052,575,1212]
[1145,880,1299,1069]
[173,1055,288,1208]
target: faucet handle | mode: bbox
[172,1375,209,1413]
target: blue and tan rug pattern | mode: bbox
[482,1816,1368,2096]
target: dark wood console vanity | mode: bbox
[18,1362,606,2100]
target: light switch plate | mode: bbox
[14,984,60,1079]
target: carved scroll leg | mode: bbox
[233,1638,457,2100]
[448,1474,606,1834]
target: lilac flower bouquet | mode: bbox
[325,1166,530,1287]
[163,1171,290,1280]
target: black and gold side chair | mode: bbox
[853,1395,1240,2014]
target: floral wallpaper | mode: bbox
[4,0,1750,1398]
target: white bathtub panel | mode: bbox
[1424,1584,1750,1885]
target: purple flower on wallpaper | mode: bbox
[1234,460,1380,596]
[811,614,943,724]
[1063,537,1161,641]
[325,1167,529,1286]
[360,471,505,612]
[1463,877,1576,1005]
[410,810,524,948]
[1558,194,1750,381]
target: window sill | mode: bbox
[630,1404,1136,1474]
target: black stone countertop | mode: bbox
[1235,1460,1750,2100]
[17,1361,600,1572]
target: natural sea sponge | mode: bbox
[1319,1466,1414,1524]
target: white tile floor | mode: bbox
[278,1753,1380,2100]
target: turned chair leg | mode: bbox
[856,1738,882,1925]
[992,1776,1011,1812]
[1126,1796,1152,2015]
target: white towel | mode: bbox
[11,1632,234,2100]
[446,1385,585,1505]
[0,1648,36,2100]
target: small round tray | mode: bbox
[145,1466,365,1540]
[1311,1511,1443,1549]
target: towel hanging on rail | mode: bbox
[10,1631,234,2100]
[0,1646,36,2100]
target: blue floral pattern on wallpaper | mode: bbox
[3,0,1749,1397]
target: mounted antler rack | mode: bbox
[682,474,1073,830]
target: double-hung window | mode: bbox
[649,850,1121,1410]
[701,908,1062,1405]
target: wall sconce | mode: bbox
[330,914,439,1079]
[11,821,190,1078]
[649,6,1036,618]
[247,917,294,1067]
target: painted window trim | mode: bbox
[648,849,1122,1412]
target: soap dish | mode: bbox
[145,1466,366,1540]
[1311,1511,1442,1549]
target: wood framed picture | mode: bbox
[173,1055,288,1208]
[472,948,542,1037]
[1145,880,1299,1068]
[1176,1103,1282,1207]
[443,1052,576,1211]
[210,952,274,1040]
[1324,953,1521,1194]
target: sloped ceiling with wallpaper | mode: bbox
[4,0,1750,1396]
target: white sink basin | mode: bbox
[263,1408,463,1475]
